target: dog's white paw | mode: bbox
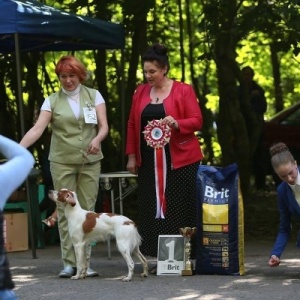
[121,276,132,282]
[71,274,86,280]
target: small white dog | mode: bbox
[49,188,148,281]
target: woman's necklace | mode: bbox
[152,89,160,103]
[68,94,79,102]
[152,79,171,103]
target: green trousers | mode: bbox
[50,161,101,267]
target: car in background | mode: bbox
[264,102,300,175]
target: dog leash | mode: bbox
[75,152,88,190]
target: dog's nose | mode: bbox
[48,190,54,196]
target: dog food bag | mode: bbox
[195,164,245,275]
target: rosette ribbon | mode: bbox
[143,119,171,219]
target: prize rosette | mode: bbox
[143,119,171,219]
[143,119,171,148]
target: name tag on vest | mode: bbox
[83,107,97,124]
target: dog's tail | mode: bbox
[131,227,142,250]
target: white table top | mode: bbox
[99,171,137,178]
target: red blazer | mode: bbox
[126,80,204,169]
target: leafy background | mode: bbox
[1,0,300,238]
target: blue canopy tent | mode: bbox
[0,0,125,136]
[0,0,125,258]
[0,0,124,53]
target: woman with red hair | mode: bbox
[20,55,108,278]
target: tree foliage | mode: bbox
[197,0,300,197]
[0,0,299,198]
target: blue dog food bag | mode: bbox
[195,164,245,275]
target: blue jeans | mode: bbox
[0,290,18,300]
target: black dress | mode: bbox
[138,103,199,257]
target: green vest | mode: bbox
[48,85,103,164]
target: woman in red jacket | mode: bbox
[126,43,204,273]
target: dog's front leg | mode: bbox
[85,242,91,275]
[72,242,86,280]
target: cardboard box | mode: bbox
[4,213,28,252]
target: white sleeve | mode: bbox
[41,97,51,112]
[0,136,35,210]
[95,90,105,106]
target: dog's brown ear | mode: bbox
[66,191,76,207]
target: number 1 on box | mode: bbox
[166,240,175,261]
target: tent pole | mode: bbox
[14,33,25,138]
[121,48,126,170]
[14,32,37,259]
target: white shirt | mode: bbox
[41,84,105,119]
[289,169,300,206]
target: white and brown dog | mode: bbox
[48,188,148,281]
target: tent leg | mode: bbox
[14,32,25,138]
[120,48,126,170]
[25,179,37,259]
[14,33,37,258]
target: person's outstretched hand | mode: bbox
[269,255,280,267]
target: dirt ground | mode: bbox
[9,177,300,300]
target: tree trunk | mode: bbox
[214,33,252,199]
[270,43,283,113]
[185,0,214,163]
[178,0,185,82]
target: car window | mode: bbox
[281,107,300,125]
